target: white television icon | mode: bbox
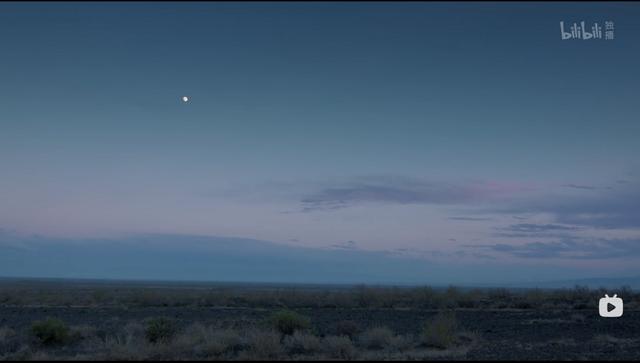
[599,294,623,318]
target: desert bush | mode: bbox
[389,334,415,352]
[283,331,322,355]
[322,335,357,360]
[173,323,243,358]
[0,327,18,355]
[444,286,461,300]
[244,329,282,360]
[414,286,443,308]
[145,317,177,343]
[169,323,210,358]
[31,318,70,346]
[551,285,592,308]
[522,288,545,307]
[335,320,360,338]
[455,289,483,308]
[422,312,458,349]
[94,322,147,360]
[69,324,98,343]
[0,327,15,342]
[358,326,395,350]
[204,328,244,357]
[121,322,145,342]
[266,310,310,335]
[100,335,145,360]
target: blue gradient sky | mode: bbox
[1,2,639,283]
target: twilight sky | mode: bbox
[1,2,639,284]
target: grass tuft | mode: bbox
[422,311,458,349]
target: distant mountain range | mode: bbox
[1,231,637,289]
[507,276,640,290]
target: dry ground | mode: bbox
[0,279,638,360]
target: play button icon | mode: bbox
[599,294,623,318]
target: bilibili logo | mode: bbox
[560,21,615,40]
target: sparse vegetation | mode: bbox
[422,312,458,349]
[144,317,177,343]
[0,327,17,355]
[358,326,396,350]
[1,280,638,311]
[200,327,244,357]
[284,331,322,355]
[322,335,357,360]
[335,320,360,338]
[31,318,70,346]
[266,310,310,336]
[0,281,638,360]
[244,329,283,360]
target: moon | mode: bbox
[182,96,189,103]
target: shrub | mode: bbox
[335,320,360,338]
[322,335,357,360]
[415,286,443,309]
[0,327,17,354]
[145,317,177,343]
[266,310,310,336]
[169,323,209,357]
[444,286,461,300]
[245,329,282,359]
[422,312,458,349]
[109,337,152,360]
[69,324,98,343]
[31,318,70,346]
[488,288,511,301]
[122,322,145,342]
[358,327,395,350]
[390,334,415,351]
[523,288,545,308]
[176,324,243,358]
[205,328,244,357]
[0,327,15,342]
[283,331,322,355]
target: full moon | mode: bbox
[182,96,189,102]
